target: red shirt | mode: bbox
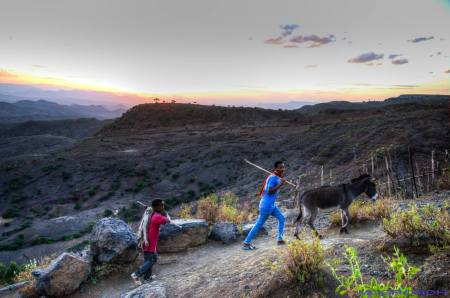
[143,212,168,253]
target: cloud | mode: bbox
[445,69,450,74]
[348,52,384,63]
[283,44,298,48]
[264,36,285,45]
[280,24,300,37]
[393,84,418,88]
[305,64,318,68]
[408,36,434,43]
[391,58,408,65]
[289,34,336,47]
[388,54,402,59]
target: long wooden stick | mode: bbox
[244,159,297,187]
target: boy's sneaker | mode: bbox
[131,273,142,285]
[277,239,286,245]
[241,243,257,250]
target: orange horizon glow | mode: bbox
[1,68,448,106]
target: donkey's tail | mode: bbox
[295,192,305,222]
[295,208,303,222]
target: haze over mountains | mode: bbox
[0,99,125,123]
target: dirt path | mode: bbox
[70,209,384,298]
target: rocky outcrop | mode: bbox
[417,253,450,290]
[209,222,239,244]
[32,252,91,297]
[158,219,208,253]
[241,223,268,238]
[120,280,166,298]
[90,218,138,264]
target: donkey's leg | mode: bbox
[308,208,322,238]
[340,207,350,234]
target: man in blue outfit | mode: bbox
[242,161,287,250]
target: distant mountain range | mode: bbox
[296,94,448,114]
[0,83,134,108]
[0,99,126,123]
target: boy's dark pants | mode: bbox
[135,252,157,280]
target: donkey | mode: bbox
[294,174,378,238]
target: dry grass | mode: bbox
[178,203,194,219]
[330,198,394,226]
[13,257,53,284]
[178,192,256,224]
[282,234,325,286]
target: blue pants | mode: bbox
[135,252,157,280]
[244,205,285,243]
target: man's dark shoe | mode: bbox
[277,239,286,245]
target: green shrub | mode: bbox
[0,261,23,285]
[382,203,450,252]
[328,246,419,297]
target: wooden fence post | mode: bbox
[431,150,435,180]
[371,152,374,176]
[415,161,423,194]
[321,165,324,186]
[408,146,418,199]
[384,154,392,198]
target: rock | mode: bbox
[417,253,450,290]
[0,281,30,296]
[32,252,91,297]
[158,219,208,253]
[241,223,268,238]
[90,218,138,264]
[210,222,239,244]
[120,280,166,298]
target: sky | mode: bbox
[0,0,449,106]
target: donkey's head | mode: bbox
[352,174,378,201]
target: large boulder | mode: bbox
[209,222,239,244]
[90,218,138,264]
[120,280,166,298]
[32,252,91,297]
[241,223,268,238]
[158,219,208,253]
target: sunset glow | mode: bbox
[1,0,449,106]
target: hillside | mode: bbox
[100,103,301,134]
[0,95,448,261]
[0,118,111,139]
[0,100,125,123]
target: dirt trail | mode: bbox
[70,209,383,298]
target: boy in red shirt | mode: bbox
[131,199,170,284]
